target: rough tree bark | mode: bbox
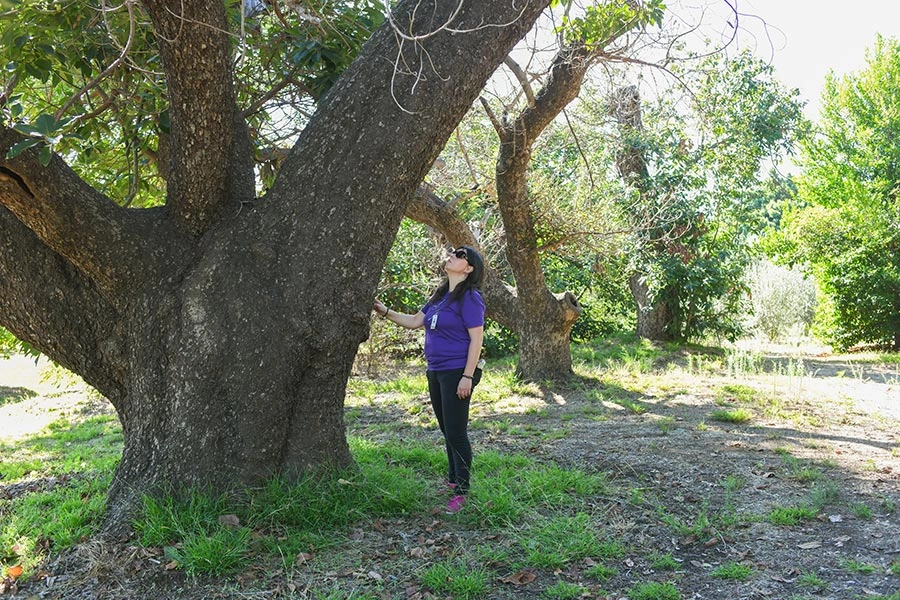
[0,0,550,526]
[610,85,673,342]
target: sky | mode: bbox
[729,0,900,119]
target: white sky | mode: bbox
[730,0,900,119]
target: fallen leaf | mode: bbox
[501,570,536,585]
[703,537,719,548]
[295,552,314,564]
[6,565,23,580]
[827,514,843,523]
[368,571,383,582]
[798,541,822,549]
[164,561,179,570]
[409,547,427,558]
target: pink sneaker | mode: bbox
[445,495,467,514]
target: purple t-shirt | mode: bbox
[421,288,485,371]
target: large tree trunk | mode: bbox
[629,274,672,342]
[611,85,673,342]
[0,0,550,526]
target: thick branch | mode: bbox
[141,0,254,236]
[519,45,592,141]
[0,207,126,399]
[259,0,551,345]
[0,127,180,298]
[493,45,592,310]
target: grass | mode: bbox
[517,513,624,569]
[648,552,679,571]
[768,505,819,525]
[710,562,753,580]
[420,560,489,599]
[543,581,588,599]
[2,337,899,598]
[709,408,753,424]
[627,581,682,600]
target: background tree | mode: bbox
[0,0,550,527]
[766,35,900,350]
[611,51,804,341]
[404,1,665,380]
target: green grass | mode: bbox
[420,560,489,599]
[543,580,588,599]
[586,563,618,580]
[626,581,682,600]
[517,513,623,569]
[0,414,122,481]
[709,408,753,424]
[839,558,876,574]
[1,412,122,577]
[710,562,753,580]
[648,552,679,571]
[849,501,873,519]
[796,571,826,589]
[717,383,758,403]
[656,505,712,537]
[808,480,840,508]
[768,505,818,525]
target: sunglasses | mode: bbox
[450,248,469,260]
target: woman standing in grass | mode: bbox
[373,246,485,513]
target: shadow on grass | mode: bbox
[0,385,37,406]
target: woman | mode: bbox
[373,246,485,513]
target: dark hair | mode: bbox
[428,245,484,305]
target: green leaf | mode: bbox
[5,137,41,159]
[38,145,52,166]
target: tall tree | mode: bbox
[0,0,550,526]
[611,52,804,341]
[769,35,900,349]
[406,1,665,380]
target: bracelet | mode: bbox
[381,307,389,318]
[461,374,473,380]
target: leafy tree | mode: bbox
[768,35,900,349]
[0,0,551,527]
[611,51,805,341]
[405,0,665,380]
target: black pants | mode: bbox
[426,368,472,494]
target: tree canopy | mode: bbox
[768,35,900,349]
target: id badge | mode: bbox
[430,314,438,330]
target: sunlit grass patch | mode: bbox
[716,383,758,404]
[1,414,122,481]
[709,408,752,424]
[1,473,111,578]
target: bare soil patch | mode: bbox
[1,347,898,599]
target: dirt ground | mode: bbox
[1,344,898,600]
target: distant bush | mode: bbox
[745,260,816,342]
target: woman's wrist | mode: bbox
[381,307,390,318]
[461,374,473,380]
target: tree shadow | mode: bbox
[0,385,37,406]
